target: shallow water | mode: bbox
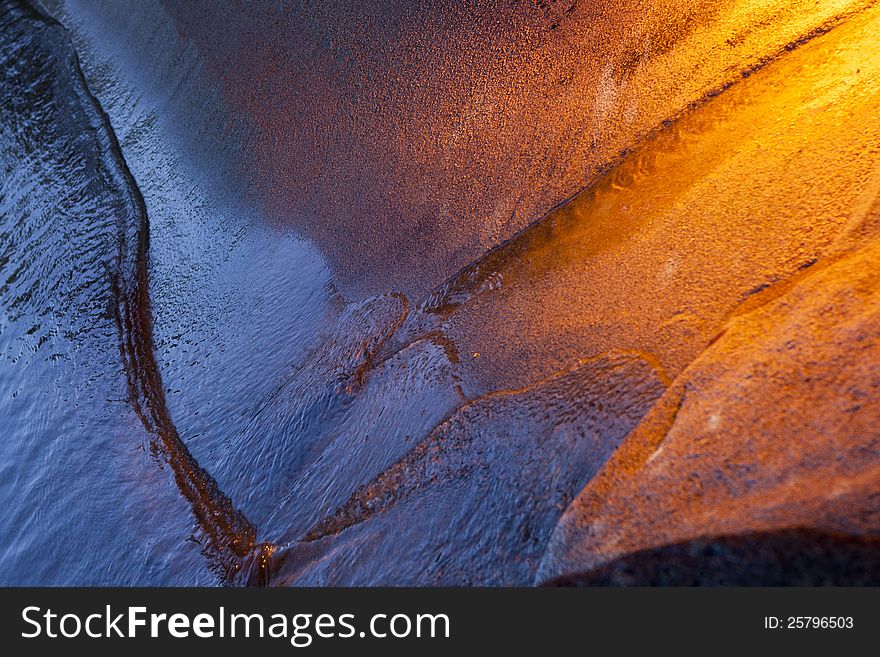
[0,1,218,584]
[1,0,878,585]
[1,0,467,584]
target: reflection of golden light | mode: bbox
[179,0,880,296]
[103,0,880,585]
[425,1,880,395]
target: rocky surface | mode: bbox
[235,0,880,584]
[538,209,880,584]
[26,0,880,585]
